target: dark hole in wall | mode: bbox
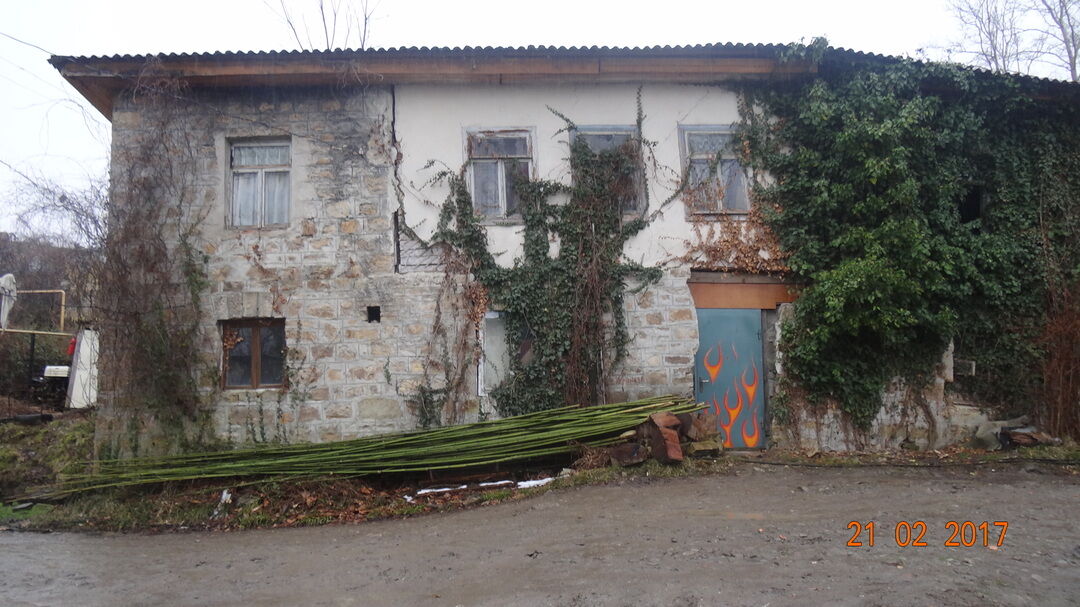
[367,306,381,323]
[958,185,985,224]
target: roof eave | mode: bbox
[49,50,818,121]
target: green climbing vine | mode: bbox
[739,44,1080,434]
[430,109,662,417]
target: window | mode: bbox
[680,127,749,213]
[230,141,290,227]
[573,126,642,212]
[468,130,533,218]
[221,318,286,389]
[478,311,535,396]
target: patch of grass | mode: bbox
[552,458,735,491]
[0,412,94,500]
[0,502,52,522]
[476,488,514,503]
[15,455,737,532]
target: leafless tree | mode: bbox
[266,0,376,51]
[950,0,1042,73]
[1033,0,1080,81]
[950,0,1080,81]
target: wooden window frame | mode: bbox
[678,125,750,215]
[221,318,287,390]
[229,139,291,229]
[466,128,535,219]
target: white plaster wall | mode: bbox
[395,83,742,266]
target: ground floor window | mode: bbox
[221,318,286,389]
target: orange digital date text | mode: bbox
[846,521,1009,547]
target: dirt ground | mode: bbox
[2,463,1078,607]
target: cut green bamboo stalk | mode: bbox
[39,397,702,499]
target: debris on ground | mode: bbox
[973,415,1062,450]
[37,396,702,500]
[605,409,722,467]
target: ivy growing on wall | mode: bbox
[740,45,1080,434]
[430,110,661,417]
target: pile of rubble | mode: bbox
[605,410,722,467]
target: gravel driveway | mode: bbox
[2,464,1078,606]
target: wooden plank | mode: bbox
[688,282,797,309]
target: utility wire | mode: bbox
[0,30,55,56]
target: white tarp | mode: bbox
[66,329,99,409]
[0,274,16,330]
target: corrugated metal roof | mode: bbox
[49,41,1080,108]
[51,42,797,62]
[49,42,1078,86]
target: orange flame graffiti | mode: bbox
[741,410,760,448]
[710,396,721,417]
[741,362,759,410]
[719,380,744,448]
[703,346,723,382]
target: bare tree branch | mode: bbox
[950,0,1079,80]
[266,0,376,51]
[1034,0,1080,81]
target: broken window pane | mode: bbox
[225,327,253,387]
[259,324,285,386]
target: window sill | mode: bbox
[222,386,285,392]
[476,216,525,227]
[689,211,750,218]
[228,223,291,232]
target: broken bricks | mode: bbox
[606,408,722,466]
[643,411,685,464]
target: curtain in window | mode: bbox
[232,172,258,226]
[264,171,289,225]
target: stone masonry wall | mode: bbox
[102,83,706,451]
[104,84,446,448]
[608,266,699,403]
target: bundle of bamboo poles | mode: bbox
[44,395,701,499]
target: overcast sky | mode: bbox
[0,0,961,232]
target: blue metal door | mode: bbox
[694,308,765,449]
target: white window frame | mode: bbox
[678,125,750,214]
[229,139,291,228]
[466,128,535,219]
[571,125,643,212]
[478,310,505,397]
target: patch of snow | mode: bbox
[516,478,554,489]
[415,484,468,496]
[478,480,514,487]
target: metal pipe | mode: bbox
[0,328,74,337]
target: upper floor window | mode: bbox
[468,130,533,218]
[681,127,749,214]
[573,126,642,212]
[230,141,290,227]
